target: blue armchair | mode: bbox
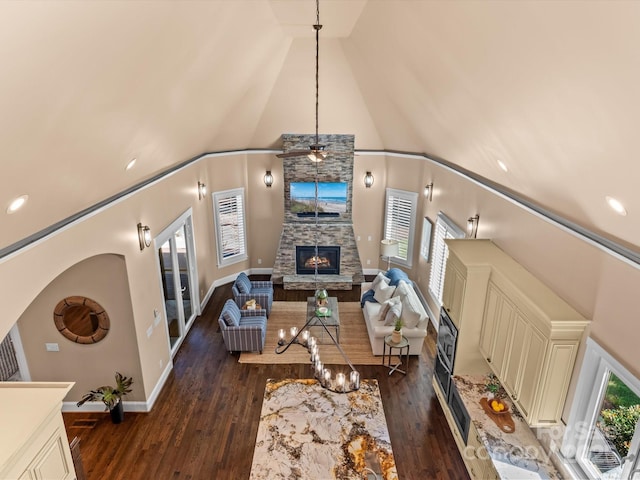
[218,299,267,353]
[231,272,273,316]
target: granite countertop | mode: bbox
[453,375,561,480]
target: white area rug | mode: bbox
[249,379,398,480]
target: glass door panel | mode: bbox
[174,225,194,327]
[159,239,181,350]
[156,211,199,357]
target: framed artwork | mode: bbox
[420,216,434,262]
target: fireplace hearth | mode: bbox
[296,246,340,275]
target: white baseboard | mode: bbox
[62,361,174,413]
[63,400,149,413]
[363,268,382,276]
[250,268,273,275]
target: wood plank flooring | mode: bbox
[63,279,470,480]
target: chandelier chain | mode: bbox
[314,0,321,146]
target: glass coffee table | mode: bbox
[306,297,340,344]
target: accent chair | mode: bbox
[231,272,273,316]
[218,299,267,354]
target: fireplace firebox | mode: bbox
[296,246,341,275]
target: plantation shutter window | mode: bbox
[213,188,248,267]
[428,212,465,304]
[383,188,418,268]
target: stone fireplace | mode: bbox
[271,134,364,290]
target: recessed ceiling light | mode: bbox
[7,194,28,214]
[605,196,627,216]
[497,160,508,172]
[125,158,137,171]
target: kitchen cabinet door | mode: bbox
[479,283,499,361]
[515,323,546,419]
[480,282,516,376]
[442,258,466,328]
[503,311,528,396]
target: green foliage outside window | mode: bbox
[598,373,640,457]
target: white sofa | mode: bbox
[361,273,430,355]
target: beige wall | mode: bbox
[1,151,639,413]
[17,254,143,402]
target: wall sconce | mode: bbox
[137,223,151,250]
[264,170,274,188]
[363,171,374,188]
[380,239,399,270]
[467,215,480,238]
[198,181,207,200]
[424,183,433,201]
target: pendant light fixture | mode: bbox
[275,0,359,393]
[277,0,335,162]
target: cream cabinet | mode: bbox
[442,242,492,376]
[450,239,589,427]
[442,255,467,328]
[479,282,515,377]
[0,383,75,480]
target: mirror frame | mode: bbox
[53,296,110,344]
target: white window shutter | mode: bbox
[213,188,248,266]
[428,212,465,303]
[384,188,418,268]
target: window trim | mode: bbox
[383,188,418,268]
[562,337,640,478]
[428,212,465,305]
[212,188,248,267]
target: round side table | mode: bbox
[382,334,410,375]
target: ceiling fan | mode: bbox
[277,0,335,162]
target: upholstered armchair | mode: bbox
[231,272,273,316]
[218,299,267,354]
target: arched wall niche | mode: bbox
[16,253,143,402]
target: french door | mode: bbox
[156,210,199,357]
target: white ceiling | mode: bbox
[1,0,638,255]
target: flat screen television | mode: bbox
[290,181,347,214]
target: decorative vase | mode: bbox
[315,288,328,307]
[110,400,124,424]
[392,329,402,344]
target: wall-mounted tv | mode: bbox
[290,182,347,214]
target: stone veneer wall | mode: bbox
[271,134,364,289]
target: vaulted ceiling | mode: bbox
[2,1,638,255]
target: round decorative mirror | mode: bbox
[53,296,110,344]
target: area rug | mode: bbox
[249,379,398,480]
[239,302,384,365]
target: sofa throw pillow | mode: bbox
[384,299,403,326]
[374,281,396,303]
[236,273,252,294]
[392,279,412,299]
[221,302,240,327]
[379,296,401,322]
[371,272,390,290]
[400,285,428,329]
[385,268,410,286]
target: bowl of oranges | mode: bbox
[489,398,509,415]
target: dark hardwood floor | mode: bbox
[63,279,469,480]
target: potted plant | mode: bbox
[77,372,133,424]
[485,373,501,400]
[391,318,404,344]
